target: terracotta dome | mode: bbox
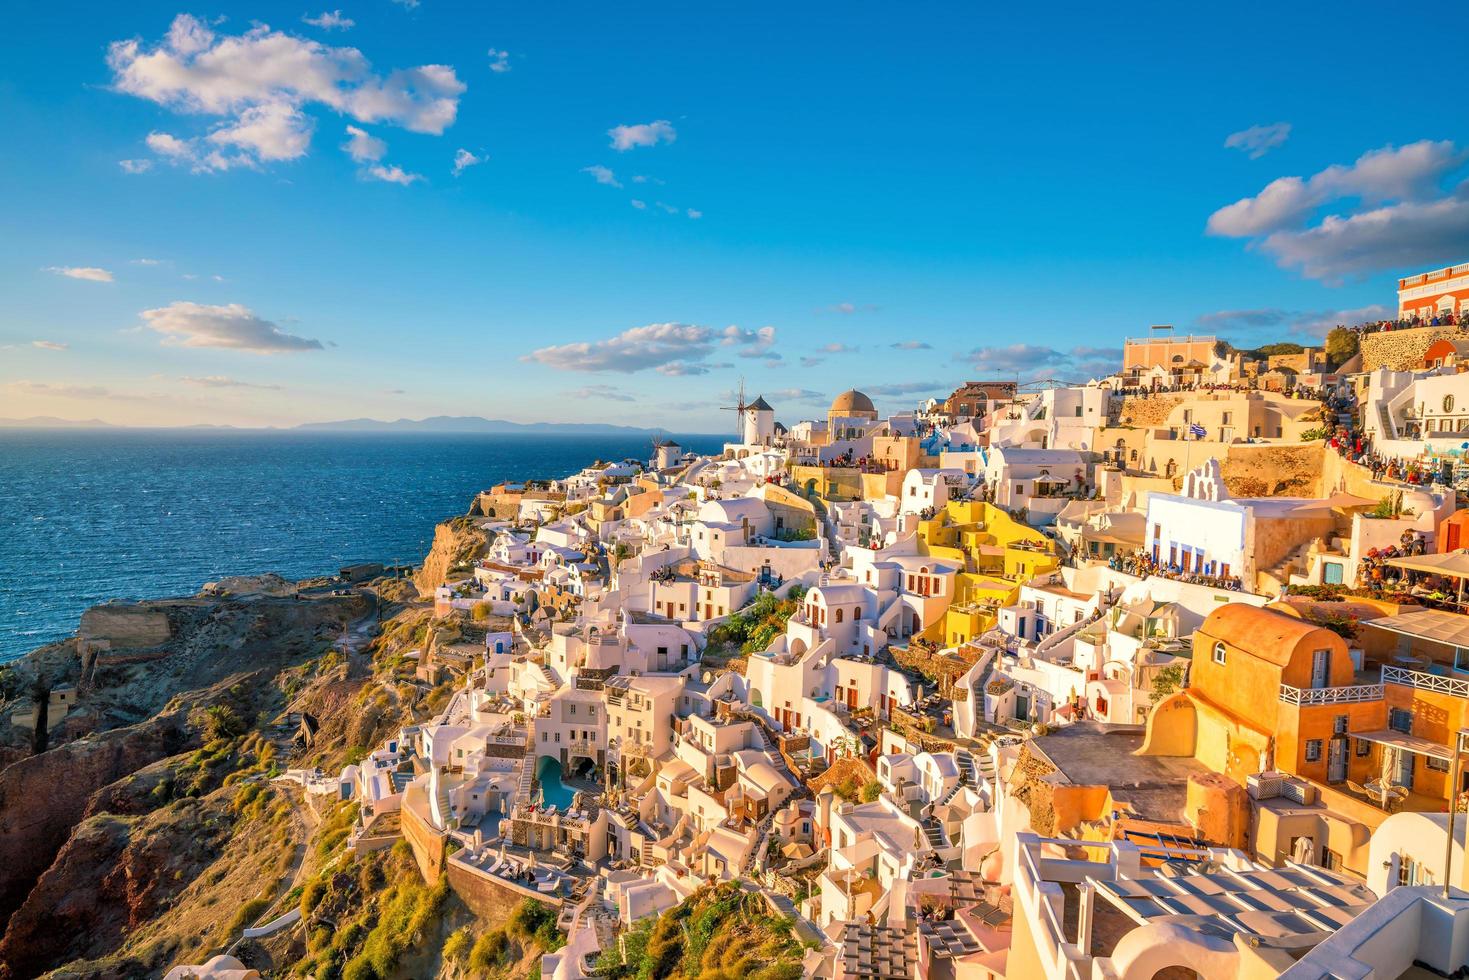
[829,389,876,416]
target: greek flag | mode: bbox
[1188,423,1207,439]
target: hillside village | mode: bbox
[25,261,1469,980]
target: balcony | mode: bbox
[1277,664,1469,706]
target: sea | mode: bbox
[0,429,726,662]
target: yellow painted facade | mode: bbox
[915,501,1059,646]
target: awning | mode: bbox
[1352,729,1453,762]
[1364,607,1469,647]
[1386,551,1469,579]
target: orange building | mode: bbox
[1141,603,1469,875]
[1121,333,1216,385]
[1398,261,1469,318]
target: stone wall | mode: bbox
[446,858,562,920]
[400,796,446,883]
[78,605,172,651]
[1361,325,1465,372]
[1117,395,1185,428]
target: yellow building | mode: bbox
[914,500,1059,646]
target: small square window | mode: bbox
[1305,739,1323,762]
[1356,739,1371,757]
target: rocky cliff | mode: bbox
[413,515,492,598]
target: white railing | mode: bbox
[1382,665,1469,698]
[1278,683,1383,705]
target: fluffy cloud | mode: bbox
[365,163,421,185]
[31,340,68,351]
[1199,305,1393,340]
[453,148,483,175]
[865,381,949,397]
[964,344,1120,380]
[181,375,283,389]
[890,341,931,350]
[487,48,510,73]
[342,124,386,162]
[110,14,464,172]
[630,199,646,210]
[566,384,634,402]
[1224,122,1291,159]
[139,301,323,353]
[119,158,153,173]
[819,343,858,354]
[524,322,775,374]
[303,10,354,30]
[686,208,702,219]
[581,164,621,188]
[1206,140,1469,280]
[45,266,113,282]
[338,125,421,183]
[608,120,676,151]
[751,387,826,404]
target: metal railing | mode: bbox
[1278,683,1383,705]
[1382,665,1469,698]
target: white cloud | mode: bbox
[867,381,949,397]
[181,375,283,389]
[342,124,386,162]
[118,158,153,173]
[630,199,646,210]
[524,322,775,374]
[891,341,931,350]
[453,148,483,175]
[761,387,826,403]
[820,343,858,354]
[390,0,420,8]
[45,266,114,283]
[686,208,702,220]
[31,340,69,351]
[109,14,465,173]
[139,301,323,353]
[655,201,679,214]
[581,164,621,188]
[608,119,675,151]
[799,356,824,368]
[487,48,510,73]
[963,343,1120,380]
[365,163,422,185]
[1224,122,1291,160]
[1206,140,1469,279]
[132,258,163,265]
[303,10,354,30]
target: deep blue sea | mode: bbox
[0,430,724,662]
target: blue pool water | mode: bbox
[0,429,725,661]
[535,754,575,810]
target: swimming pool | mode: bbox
[535,755,576,810]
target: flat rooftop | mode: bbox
[1029,723,1207,825]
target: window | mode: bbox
[1390,707,1413,734]
[1356,738,1371,757]
[1305,739,1322,762]
[1428,755,1451,773]
[1333,715,1348,735]
[1014,483,1024,496]
[1213,642,1227,665]
[1222,411,1232,425]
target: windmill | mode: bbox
[720,377,748,441]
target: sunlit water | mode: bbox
[0,429,723,661]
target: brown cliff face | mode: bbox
[413,516,491,598]
[0,587,373,978]
[0,713,189,937]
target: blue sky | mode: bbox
[3,1,1468,430]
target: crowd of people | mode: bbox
[1346,310,1466,337]
[1107,549,1245,591]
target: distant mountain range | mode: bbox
[0,416,117,428]
[294,415,662,434]
[0,415,687,435]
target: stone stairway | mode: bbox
[921,818,947,849]
[740,810,778,876]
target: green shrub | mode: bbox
[469,929,509,972]
[226,896,272,936]
[443,926,473,962]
